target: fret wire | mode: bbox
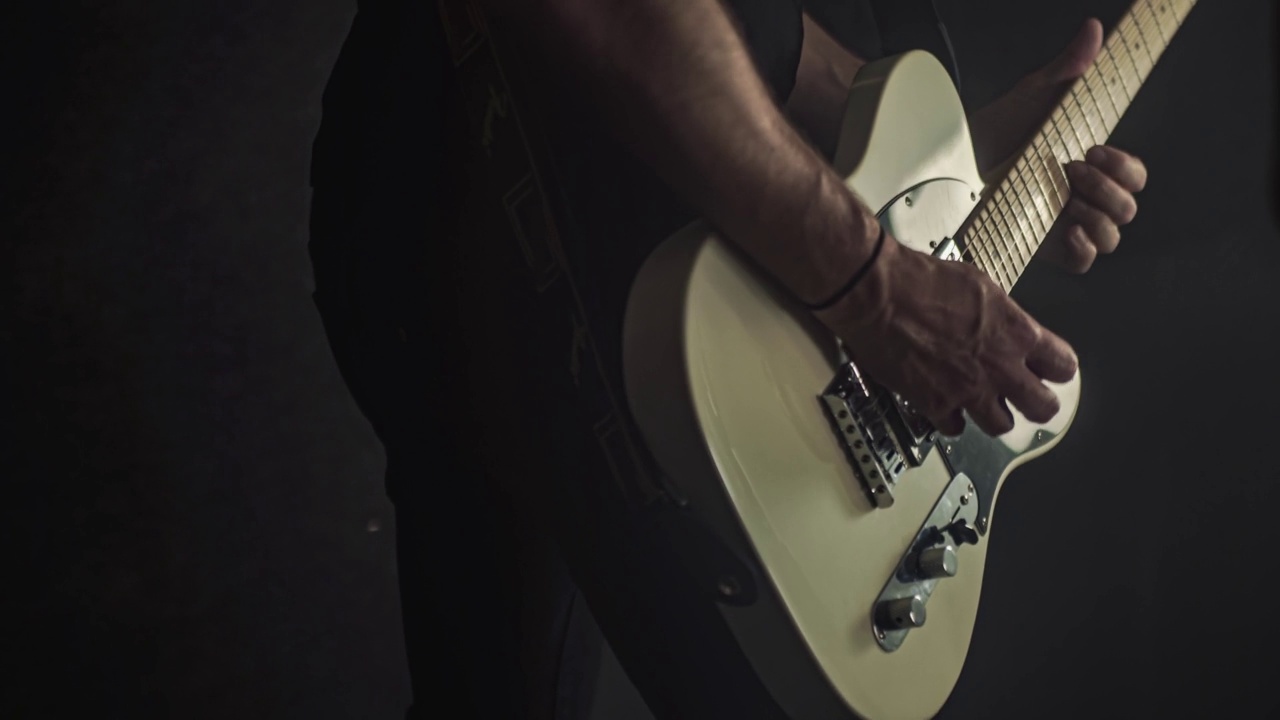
[1115,17,1145,89]
[1025,152,1062,234]
[1033,135,1072,210]
[996,171,1034,269]
[1131,6,1158,68]
[1101,44,1135,104]
[1121,16,1152,81]
[958,233,983,272]
[1008,158,1051,256]
[966,211,1008,288]
[1024,140,1066,218]
[1007,211,1036,276]
[1046,110,1078,161]
[969,220,1008,288]
[1018,155,1059,238]
[964,208,1002,281]
[976,209,1016,289]
[1060,100,1091,159]
[974,226,1013,292]
[1068,84,1103,146]
[1142,0,1169,46]
[959,225,981,268]
[1095,44,1129,120]
[1085,63,1116,133]
[975,203,1012,287]
[1160,0,1183,36]
[968,0,1197,291]
[973,224,1013,292]
[1014,155,1053,232]
[987,187,1021,272]
[990,183,1032,277]
[1177,0,1193,28]
[1150,1,1180,51]
[965,247,989,278]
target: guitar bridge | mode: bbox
[820,362,937,508]
[820,362,906,508]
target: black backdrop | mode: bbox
[6,1,1278,718]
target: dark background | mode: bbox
[5,1,1277,718]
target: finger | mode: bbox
[1001,367,1062,424]
[1057,225,1098,273]
[1065,198,1121,254]
[1066,161,1138,225]
[1025,325,1078,383]
[1040,19,1104,84]
[968,396,1016,437]
[1085,145,1147,193]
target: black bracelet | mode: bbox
[804,225,887,311]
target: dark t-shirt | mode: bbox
[310,1,954,357]
[478,1,896,357]
[312,0,893,191]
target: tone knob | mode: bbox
[915,544,958,579]
[876,595,926,630]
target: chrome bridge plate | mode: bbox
[820,364,936,508]
[820,364,907,508]
[872,472,979,652]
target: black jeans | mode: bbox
[308,5,795,715]
[307,167,797,718]
[308,176,606,720]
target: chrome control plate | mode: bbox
[871,472,979,652]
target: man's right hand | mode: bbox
[499,0,1076,438]
[814,231,1079,438]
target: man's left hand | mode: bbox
[969,18,1148,273]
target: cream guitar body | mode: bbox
[622,51,1079,720]
[623,3,1193,712]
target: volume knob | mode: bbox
[876,595,926,630]
[915,544,959,579]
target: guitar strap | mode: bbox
[431,0,962,508]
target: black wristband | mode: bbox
[804,225,887,312]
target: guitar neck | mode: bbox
[958,0,1197,291]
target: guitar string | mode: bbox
[959,0,1189,286]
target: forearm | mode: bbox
[488,0,879,305]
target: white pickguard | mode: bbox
[623,51,1081,720]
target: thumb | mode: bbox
[1037,18,1104,86]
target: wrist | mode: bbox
[809,224,897,334]
[795,178,886,305]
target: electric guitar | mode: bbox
[621,2,1196,718]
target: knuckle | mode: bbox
[1008,306,1040,343]
[1067,197,1090,219]
[1118,198,1139,225]
[1066,229,1097,272]
[1024,389,1060,423]
[1134,166,1149,192]
[1078,165,1102,194]
[981,403,1015,435]
[1099,227,1121,254]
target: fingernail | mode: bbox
[1086,146,1105,163]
